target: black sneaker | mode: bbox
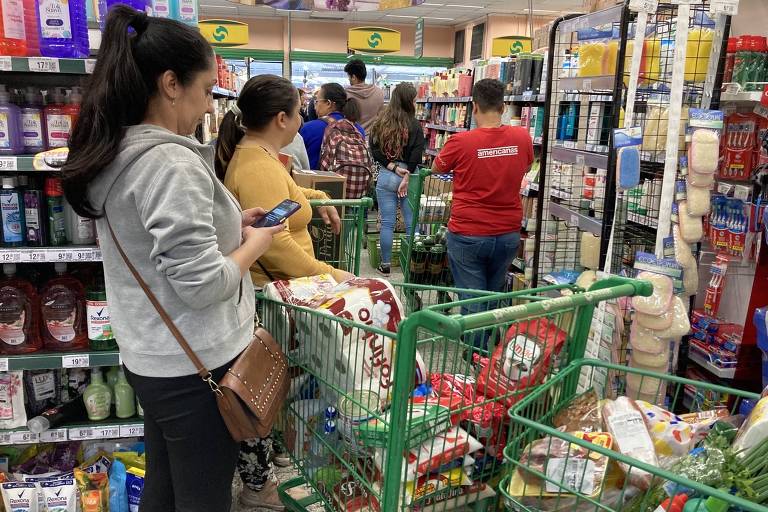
[377,264,391,276]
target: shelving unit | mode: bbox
[0,56,140,445]
[212,85,238,99]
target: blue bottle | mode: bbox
[36,0,89,58]
[1,177,26,247]
[0,85,23,156]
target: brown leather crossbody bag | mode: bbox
[105,218,289,441]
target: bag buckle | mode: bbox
[203,372,224,397]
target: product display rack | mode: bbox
[0,57,142,445]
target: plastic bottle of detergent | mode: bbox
[0,85,23,156]
[40,263,88,351]
[0,0,28,56]
[36,0,89,58]
[171,0,197,25]
[0,264,42,354]
[1,177,26,247]
[21,87,46,154]
[22,0,39,56]
[44,87,70,149]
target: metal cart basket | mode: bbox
[308,197,372,276]
[259,277,651,511]
[501,359,766,512]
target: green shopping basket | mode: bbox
[260,276,651,511]
[399,168,453,283]
[501,359,765,512]
[308,197,372,276]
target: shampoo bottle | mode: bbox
[45,177,67,246]
[36,0,89,58]
[0,0,28,56]
[83,368,111,421]
[20,87,46,154]
[0,85,23,155]
[0,177,26,247]
[64,198,95,245]
[40,263,88,351]
[114,369,135,418]
[0,264,41,354]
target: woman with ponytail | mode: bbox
[61,7,282,511]
[299,82,365,169]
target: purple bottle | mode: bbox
[36,0,89,58]
[0,85,23,156]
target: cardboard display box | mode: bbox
[292,170,347,267]
[292,169,347,200]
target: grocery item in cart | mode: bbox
[635,400,695,465]
[631,272,673,316]
[553,388,602,433]
[511,431,613,497]
[298,278,407,404]
[476,318,567,406]
[403,466,473,505]
[732,394,768,455]
[602,396,659,490]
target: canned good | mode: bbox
[337,390,382,456]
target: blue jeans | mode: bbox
[376,167,413,265]
[447,231,521,348]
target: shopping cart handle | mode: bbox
[586,275,653,297]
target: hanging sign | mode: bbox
[491,36,531,57]
[198,20,249,47]
[348,27,401,54]
[414,18,424,58]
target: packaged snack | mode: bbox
[74,469,109,512]
[40,478,77,512]
[601,397,659,489]
[476,318,567,406]
[631,272,673,316]
[0,372,27,429]
[417,484,495,512]
[125,467,144,512]
[23,370,62,418]
[553,389,602,433]
[1,482,38,512]
[403,467,472,505]
[514,432,613,497]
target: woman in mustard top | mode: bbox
[215,74,353,510]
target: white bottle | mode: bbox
[63,197,95,245]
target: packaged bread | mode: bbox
[631,272,673,316]
[601,397,659,490]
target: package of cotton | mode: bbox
[261,274,338,352]
[686,179,711,216]
[678,201,703,243]
[688,128,720,175]
[296,278,410,405]
[629,322,668,354]
[631,271,674,316]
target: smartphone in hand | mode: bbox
[253,199,302,228]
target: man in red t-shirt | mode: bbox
[433,79,533,345]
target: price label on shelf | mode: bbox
[582,80,592,91]
[575,155,585,167]
[92,249,102,261]
[22,251,46,263]
[570,214,580,227]
[0,57,11,72]
[84,59,97,74]
[69,427,94,440]
[0,433,13,445]
[10,431,39,444]
[0,359,8,372]
[52,250,75,262]
[629,0,658,12]
[734,185,750,201]
[40,429,68,443]
[0,252,21,264]
[62,354,90,369]
[28,57,60,73]
[120,424,144,438]
[95,426,120,439]
[710,0,738,15]
[0,157,17,171]
[522,91,534,101]
[74,250,94,261]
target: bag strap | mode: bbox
[104,216,216,383]
[257,260,276,282]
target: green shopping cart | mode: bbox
[501,359,767,512]
[258,277,651,511]
[308,197,372,276]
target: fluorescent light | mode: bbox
[422,2,444,5]
[385,14,419,17]
[445,3,484,7]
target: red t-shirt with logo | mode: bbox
[434,126,533,236]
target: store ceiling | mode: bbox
[199,0,583,26]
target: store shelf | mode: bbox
[212,86,237,99]
[0,155,35,171]
[551,146,609,169]
[425,123,468,133]
[0,56,96,74]
[425,148,439,157]
[720,90,763,104]
[0,417,144,445]
[0,246,101,264]
[416,96,472,104]
[688,350,736,380]
[504,93,546,103]
[560,75,616,91]
[548,202,601,235]
[0,350,119,371]
[559,4,623,34]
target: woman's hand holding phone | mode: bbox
[241,207,267,228]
